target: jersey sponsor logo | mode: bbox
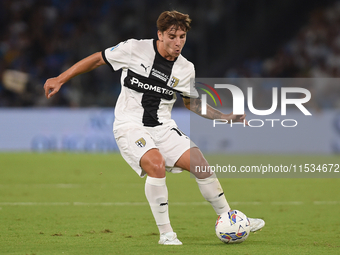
[130,77,174,96]
[169,76,179,88]
[151,68,169,82]
[135,137,146,147]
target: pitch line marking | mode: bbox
[271,201,303,205]
[231,202,262,205]
[313,201,339,205]
[0,184,80,188]
[0,201,338,206]
[0,202,71,206]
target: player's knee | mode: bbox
[150,160,165,173]
[192,160,213,179]
[141,150,166,177]
[144,159,166,178]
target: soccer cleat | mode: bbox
[158,232,183,245]
[248,218,265,232]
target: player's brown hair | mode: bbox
[157,10,191,32]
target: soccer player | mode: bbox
[44,10,265,245]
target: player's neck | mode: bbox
[156,40,176,61]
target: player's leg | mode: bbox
[175,147,231,215]
[141,149,182,245]
[175,147,265,232]
[113,126,181,244]
[156,125,265,233]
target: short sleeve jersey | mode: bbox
[102,39,198,128]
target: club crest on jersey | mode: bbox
[169,76,179,88]
[135,138,146,148]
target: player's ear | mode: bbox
[157,30,163,42]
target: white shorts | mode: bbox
[113,124,197,177]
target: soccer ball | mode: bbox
[215,210,250,244]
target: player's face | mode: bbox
[157,26,187,61]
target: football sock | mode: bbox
[145,176,173,234]
[196,173,230,215]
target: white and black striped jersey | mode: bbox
[102,39,198,128]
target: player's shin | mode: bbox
[145,176,173,234]
[195,173,230,215]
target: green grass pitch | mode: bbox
[0,153,339,255]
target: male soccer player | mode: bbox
[44,10,265,245]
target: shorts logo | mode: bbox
[135,138,146,148]
[169,76,179,88]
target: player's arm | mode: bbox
[44,52,106,99]
[182,97,248,124]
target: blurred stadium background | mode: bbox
[1,0,340,153]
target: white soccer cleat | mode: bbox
[248,218,265,232]
[158,232,183,245]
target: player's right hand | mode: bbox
[226,113,249,126]
[44,77,62,99]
